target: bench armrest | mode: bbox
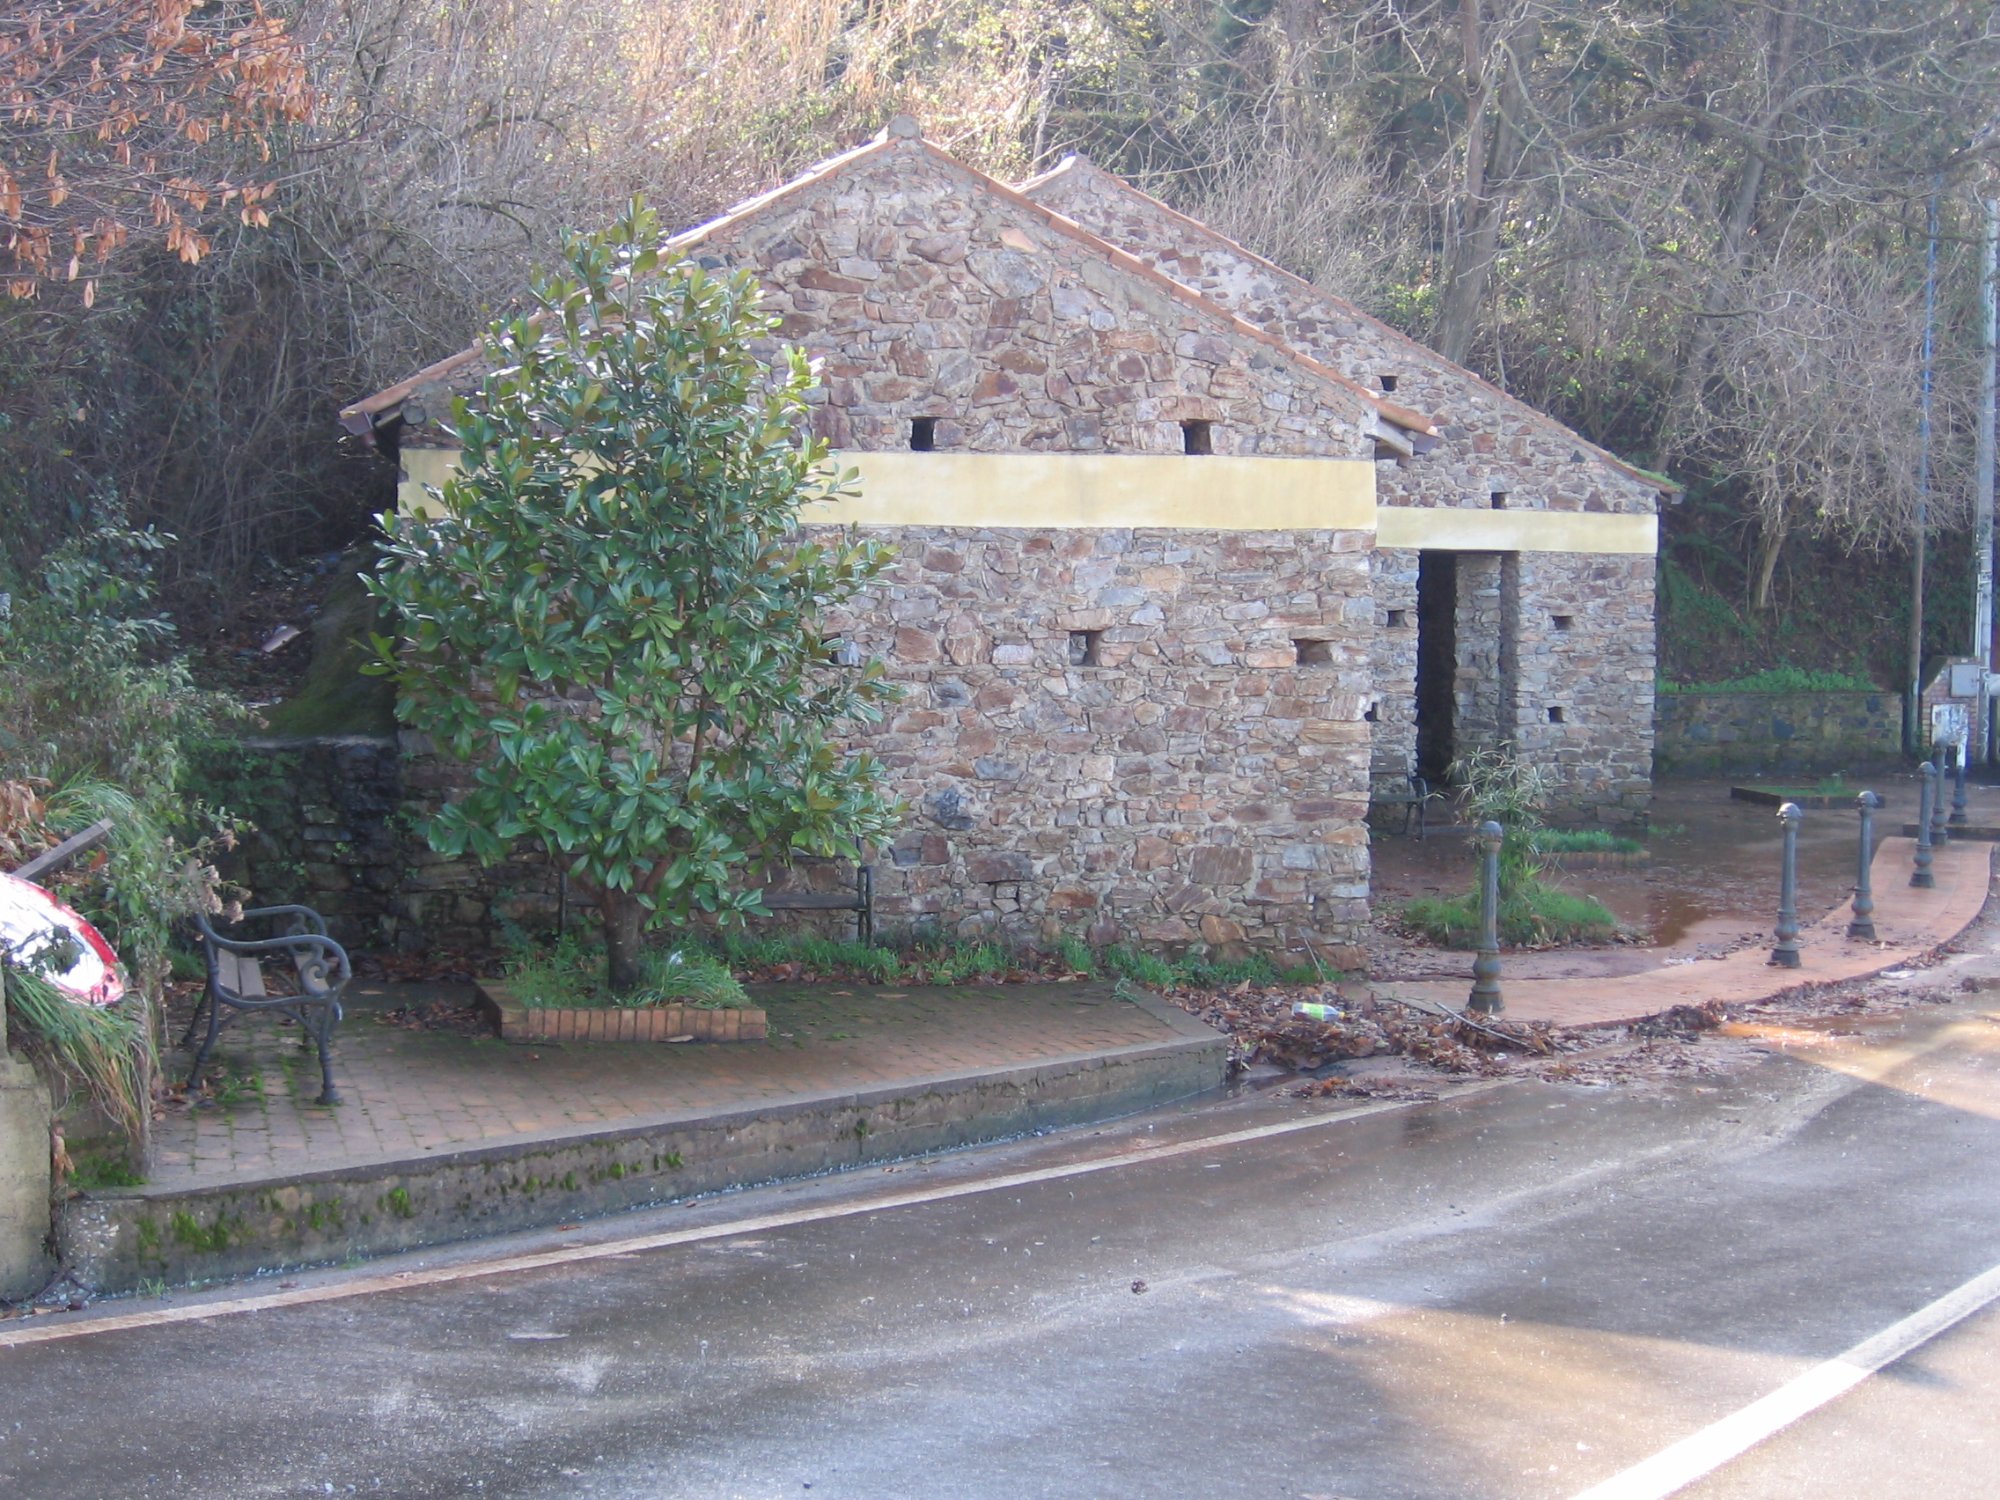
[194,911,352,994]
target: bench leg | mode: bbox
[309,1002,341,1106]
[178,989,210,1051]
[185,991,224,1094]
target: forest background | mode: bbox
[6,0,2000,689]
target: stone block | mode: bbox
[0,1051,51,1299]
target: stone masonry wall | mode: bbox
[820,523,1373,956]
[204,735,561,953]
[220,514,1377,960]
[1511,553,1656,817]
[1025,161,1661,820]
[1656,691,1901,777]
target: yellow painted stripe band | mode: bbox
[398,448,1376,532]
[1376,507,1657,555]
[806,451,1376,531]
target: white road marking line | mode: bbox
[0,1087,1492,1350]
[1571,1258,2000,1500]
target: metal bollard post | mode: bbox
[1912,762,1936,889]
[1931,746,1952,845]
[1468,820,1504,1015]
[1848,790,1881,941]
[1770,801,1803,967]
[1952,739,1970,825]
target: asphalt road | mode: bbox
[3,998,1998,1500]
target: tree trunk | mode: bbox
[601,889,647,996]
[1752,520,1787,611]
[1436,8,1536,367]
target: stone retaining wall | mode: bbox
[1654,690,1901,776]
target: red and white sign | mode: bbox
[0,871,126,1006]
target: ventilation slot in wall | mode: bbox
[1379,374,1399,393]
[1385,608,1407,628]
[1547,706,1566,724]
[1364,703,1379,723]
[1490,490,1508,509]
[1068,630,1102,667]
[909,417,937,452]
[1550,614,1574,633]
[1294,639,1333,667]
[1181,419,1214,455]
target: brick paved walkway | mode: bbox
[152,982,1180,1191]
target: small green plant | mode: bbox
[1403,745,1617,948]
[2,968,150,1145]
[1054,934,1095,976]
[68,1149,145,1190]
[207,1061,265,1111]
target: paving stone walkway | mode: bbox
[151,982,1179,1191]
[1376,836,1993,1026]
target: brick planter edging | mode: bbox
[475,982,767,1043]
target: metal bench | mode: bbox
[750,864,874,944]
[184,905,350,1106]
[1369,767,1441,840]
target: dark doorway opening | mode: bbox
[1415,551,1457,782]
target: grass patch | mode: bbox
[68,1148,145,1190]
[1742,774,1852,799]
[1658,666,1877,694]
[703,928,1321,992]
[1403,882,1620,949]
[504,936,752,1010]
[1529,828,1645,856]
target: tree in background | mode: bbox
[366,203,902,993]
[0,0,312,302]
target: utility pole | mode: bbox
[1976,191,1997,763]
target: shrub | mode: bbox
[369,201,901,996]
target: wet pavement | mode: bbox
[8,994,1999,1499]
[1366,773,1993,981]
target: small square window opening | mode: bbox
[1379,374,1399,393]
[1068,630,1102,667]
[1181,419,1214,455]
[1547,706,1566,724]
[1490,490,1508,509]
[1294,639,1333,667]
[1550,614,1574,632]
[1385,608,1408,628]
[909,417,937,452]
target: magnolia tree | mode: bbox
[367,203,901,993]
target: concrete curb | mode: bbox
[56,992,1226,1293]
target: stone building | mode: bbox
[343,118,1439,959]
[1021,158,1675,822]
